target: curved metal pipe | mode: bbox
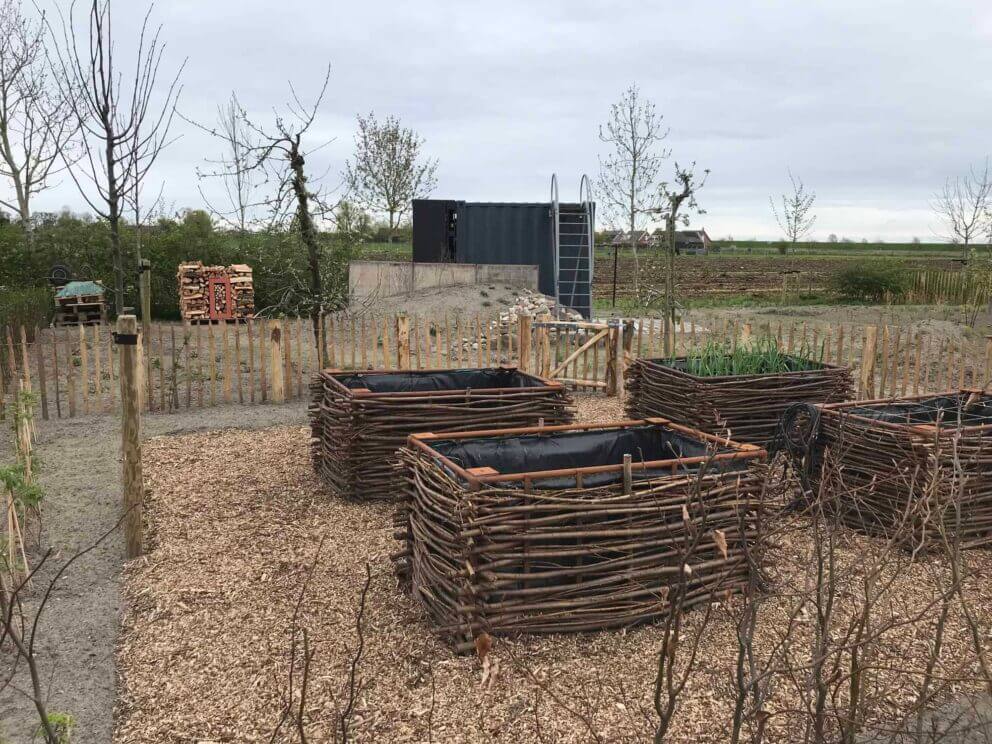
[550,173,560,308]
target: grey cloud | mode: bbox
[27,0,992,241]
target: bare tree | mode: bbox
[0,0,77,228]
[343,112,437,242]
[333,199,371,240]
[932,159,992,259]
[46,0,184,313]
[771,170,816,253]
[268,532,372,744]
[2,506,128,744]
[597,84,669,300]
[196,66,338,344]
[654,162,707,355]
[196,92,266,248]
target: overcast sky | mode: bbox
[28,0,992,241]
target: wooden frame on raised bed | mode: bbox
[395,418,768,650]
[309,366,575,501]
[813,388,992,550]
[318,365,566,398]
[409,417,763,490]
[626,354,854,444]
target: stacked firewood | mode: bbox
[309,369,574,501]
[626,357,853,445]
[176,261,254,321]
[394,433,767,652]
[813,391,992,551]
[228,264,254,317]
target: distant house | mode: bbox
[611,230,653,248]
[598,229,621,246]
[645,227,713,254]
[674,229,712,255]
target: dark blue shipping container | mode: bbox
[412,199,593,317]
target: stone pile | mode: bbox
[493,289,585,337]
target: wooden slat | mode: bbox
[80,323,90,414]
[247,319,256,403]
[50,328,61,418]
[259,318,267,402]
[208,323,217,406]
[157,324,166,412]
[234,323,244,404]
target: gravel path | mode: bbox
[0,402,308,744]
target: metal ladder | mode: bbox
[551,174,594,319]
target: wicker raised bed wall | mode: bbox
[626,356,853,445]
[813,390,992,551]
[309,367,574,501]
[394,419,767,651]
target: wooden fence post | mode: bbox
[34,326,48,420]
[50,329,60,418]
[396,315,410,370]
[317,314,326,370]
[605,321,620,397]
[617,320,630,397]
[536,313,552,377]
[139,258,152,339]
[270,322,285,403]
[79,323,89,414]
[18,325,30,392]
[518,314,531,373]
[860,325,878,398]
[118,315,143,559]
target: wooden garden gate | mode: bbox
[530,318,627,393]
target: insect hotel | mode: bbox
[813,390,992,551]
[626,353,853,444]
[177,261,254,322]
[309,367,574,501]
[393,419,767,651]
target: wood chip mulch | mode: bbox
[115,395,992,743]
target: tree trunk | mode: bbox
[664,214,676,356]
[109,206,123,316]
[106,136,123,316]
[629,219,639,300]
[288,143,322,348]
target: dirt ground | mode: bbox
[113,396,992,744]
[680,304,992,349]
[355,283,531,319]
[0,401,309,744]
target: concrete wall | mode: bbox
[349,261,539,300]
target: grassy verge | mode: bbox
[355,242,412,260]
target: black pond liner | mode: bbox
[333,367,550,393]
[426,423,746,490]
[844,393,992,427]
[648,354,828,376]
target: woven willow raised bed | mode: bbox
[394,419,767,650]
[813,390,992,550]
[626,356,853,445]
[309,367,574,501]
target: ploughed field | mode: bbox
[592,254,961,299]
